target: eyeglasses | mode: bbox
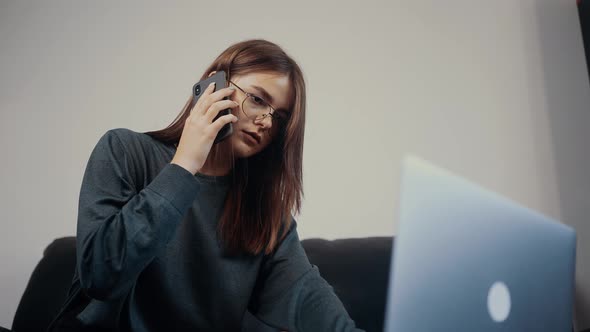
[228,80,288,125]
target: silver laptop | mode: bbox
[384,156,576,331]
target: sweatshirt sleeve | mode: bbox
[76,129,200,301]
[250,220,365,332]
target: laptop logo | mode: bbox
[487,281,511,323]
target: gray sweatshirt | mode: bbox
[67,128,363,331]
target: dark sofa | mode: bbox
[9,236,393,332]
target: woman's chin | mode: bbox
[230,136,259,158]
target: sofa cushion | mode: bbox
[12,237,77,332]
[12,236,393,332]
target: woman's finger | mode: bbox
[205,100,239,123]
[206,86,235,105]
[210,113,238,134]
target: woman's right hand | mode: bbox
[171,82,239,175]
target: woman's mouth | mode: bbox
[243,131,261,144]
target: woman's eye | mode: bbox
[251,95,266,106]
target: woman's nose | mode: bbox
[255,114,273,129]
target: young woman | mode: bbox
[48,39,363,331]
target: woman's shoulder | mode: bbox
[105,127,137,139]
[103,127,150,146]
[93,128,175,188]
[95,128,175,185]
[100,128,172,155]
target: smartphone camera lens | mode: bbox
[194,84,201,96]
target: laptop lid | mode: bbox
[384,156,576,331]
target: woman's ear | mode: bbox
[208,71,217,78]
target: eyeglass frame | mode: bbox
[227,80,288,125]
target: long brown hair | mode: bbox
[145,39,306,255]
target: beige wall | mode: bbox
[1,0,588,329]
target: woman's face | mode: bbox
[222,71,292,158]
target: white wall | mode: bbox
[1,0,588,329]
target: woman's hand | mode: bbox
[171,82,239,175]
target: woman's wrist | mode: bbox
[170,157,199,175]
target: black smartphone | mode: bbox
[192,70,233,144]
